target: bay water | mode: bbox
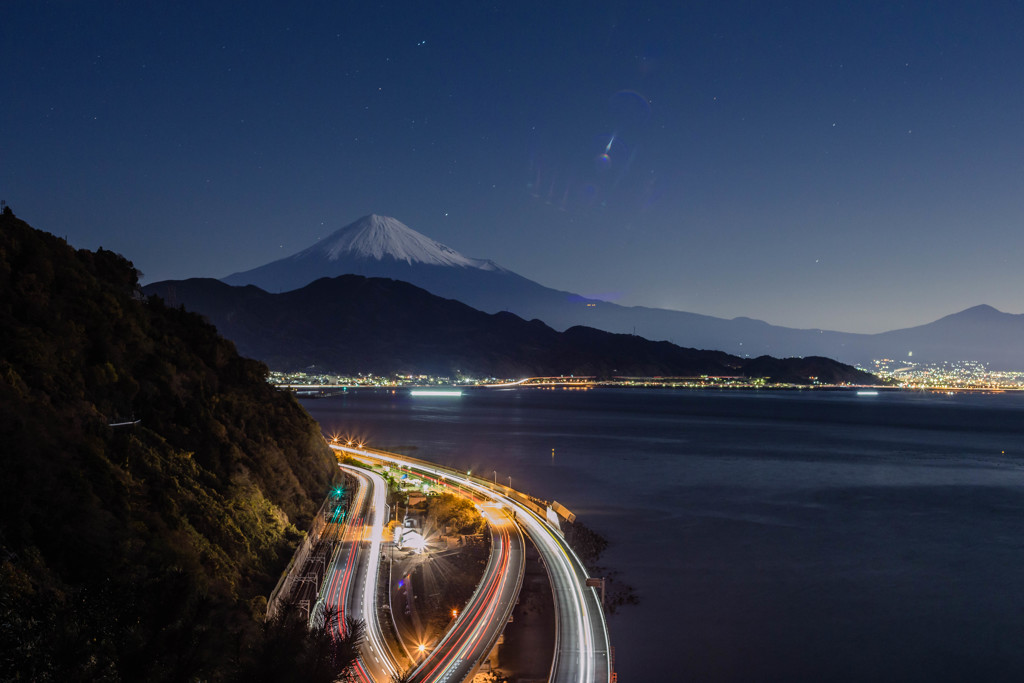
[302,388,1024,681]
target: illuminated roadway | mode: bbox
[407,500,524,683]
[317,465,401,682]
[331,443,613,683]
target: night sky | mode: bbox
[4,1,1023,333]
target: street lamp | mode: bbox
[508,475,512,489]
[493,470,497,485]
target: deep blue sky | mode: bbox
[4,1,1022,332]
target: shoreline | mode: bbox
[285,383,1023,397]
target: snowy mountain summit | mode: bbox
[222,214,507,293]
[294,214,501,270]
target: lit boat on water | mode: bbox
[856,390,879,396]
[410,389,463,397]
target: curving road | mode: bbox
[331,444,613,683]
[318,465,403,682]
[406,501,524,682]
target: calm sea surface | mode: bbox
[302,388,1024,681]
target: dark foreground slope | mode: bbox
[146,275,877,384]
[0,211,339,681]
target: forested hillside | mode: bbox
[0,209,339,680]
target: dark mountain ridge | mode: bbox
[146,275,877,384]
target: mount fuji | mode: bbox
[224,214,506,286]
[216,214,1024,368]
[222,213,587,326]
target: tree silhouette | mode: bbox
[237,600,365,682]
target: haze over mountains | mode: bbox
[221,215,1024,369]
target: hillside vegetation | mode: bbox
[0,209,339,680]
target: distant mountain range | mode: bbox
[144,275,876,384]
[221,215,1024,369]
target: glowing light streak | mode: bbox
[331,443,612,683]
[336,466,401,681]
[409,389,463,397]
[411,511,517,682]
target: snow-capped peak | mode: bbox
[294,214,499,270]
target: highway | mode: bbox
[511,495,612,683]
[331,443,613,683]
[317,465,402,682]
[407,501,524,682]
